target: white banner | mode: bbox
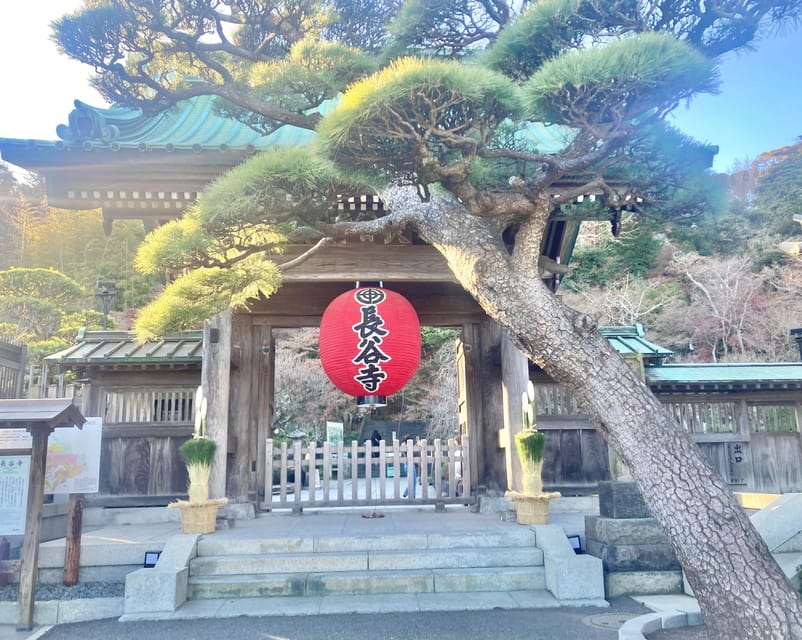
[0,455,30,535]
[0,428,32,450]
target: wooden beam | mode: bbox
[248,281,484,326]
[279,244,457,283]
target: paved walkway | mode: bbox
[0,501,605,639]
[3,599,654,640]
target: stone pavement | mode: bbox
[2,599,654,640]
[0,499,606,638]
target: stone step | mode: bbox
[187,565,547,599]
[196,529,536,556]
[190,546,544,576]
[773,551,802,587]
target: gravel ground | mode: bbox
[0,582,124,602]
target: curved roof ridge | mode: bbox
[49,94,299,151]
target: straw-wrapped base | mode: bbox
[168,498,228,534]
[506,490,561,525]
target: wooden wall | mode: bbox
[84,369,200,502]
[749,432,802,492]
[533,383,802,495]
[539,416,612,492]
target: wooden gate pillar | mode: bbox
[456,324,481,495]
[202,311,231,500]
[459,319,516,494]
[256,325,275,509]
[500,331,529,492]
[228,316,274,509]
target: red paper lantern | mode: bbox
[320,287,421,405]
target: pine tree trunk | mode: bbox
[406,193,802,639]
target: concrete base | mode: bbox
[534,525,605,602]
[586,515,669,546]
[0,598,123,626]
[585,485,681,599]
[219,502,256,520]
[477,494,517,521]
[123,534,199,615]
[749,493,802,553]
[605,570,683,598]
[586,539,680,572]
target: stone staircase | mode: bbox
[186,528,546,600]
[120,509,606,619]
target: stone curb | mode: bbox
[618,608,703,640]
[0,597,123,626]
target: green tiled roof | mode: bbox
[1,94,572,155]
[45,331,202,366]
[52,327,665,368]
[18,95,317,152]
[43,327,802,392]
[645,364,802,389]
[599,325,673,363]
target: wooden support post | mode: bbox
[501,331,528,492]
[17,425,50,630]
[203,311,231,500]
[63,493,84,586]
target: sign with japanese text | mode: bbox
[726,441,748,485]
[320,287,421,399]
[0,455,31,535]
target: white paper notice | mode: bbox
[0,455,31,535]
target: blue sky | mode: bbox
[668,24,802,172]
[0,4,799,174]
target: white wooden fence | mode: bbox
[264,436,472,510]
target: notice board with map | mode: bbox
[44,417,102,494]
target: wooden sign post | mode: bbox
[63,493,84,586]
[0,398,85,631]
[17,425,50,630]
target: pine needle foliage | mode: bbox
[180,436,217,467]
[525,32,718,126]
[317,57,521,181]
[515,430,547,464]
[248,38,377,112]
[198,146,380,229]
[134,209,213,275]
[134,258,280,341]
[483,0,585,79]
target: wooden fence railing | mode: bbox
[102,388,197,424]
[536,383,800,433]
[264,436,472,511]
[0,340,25,399]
